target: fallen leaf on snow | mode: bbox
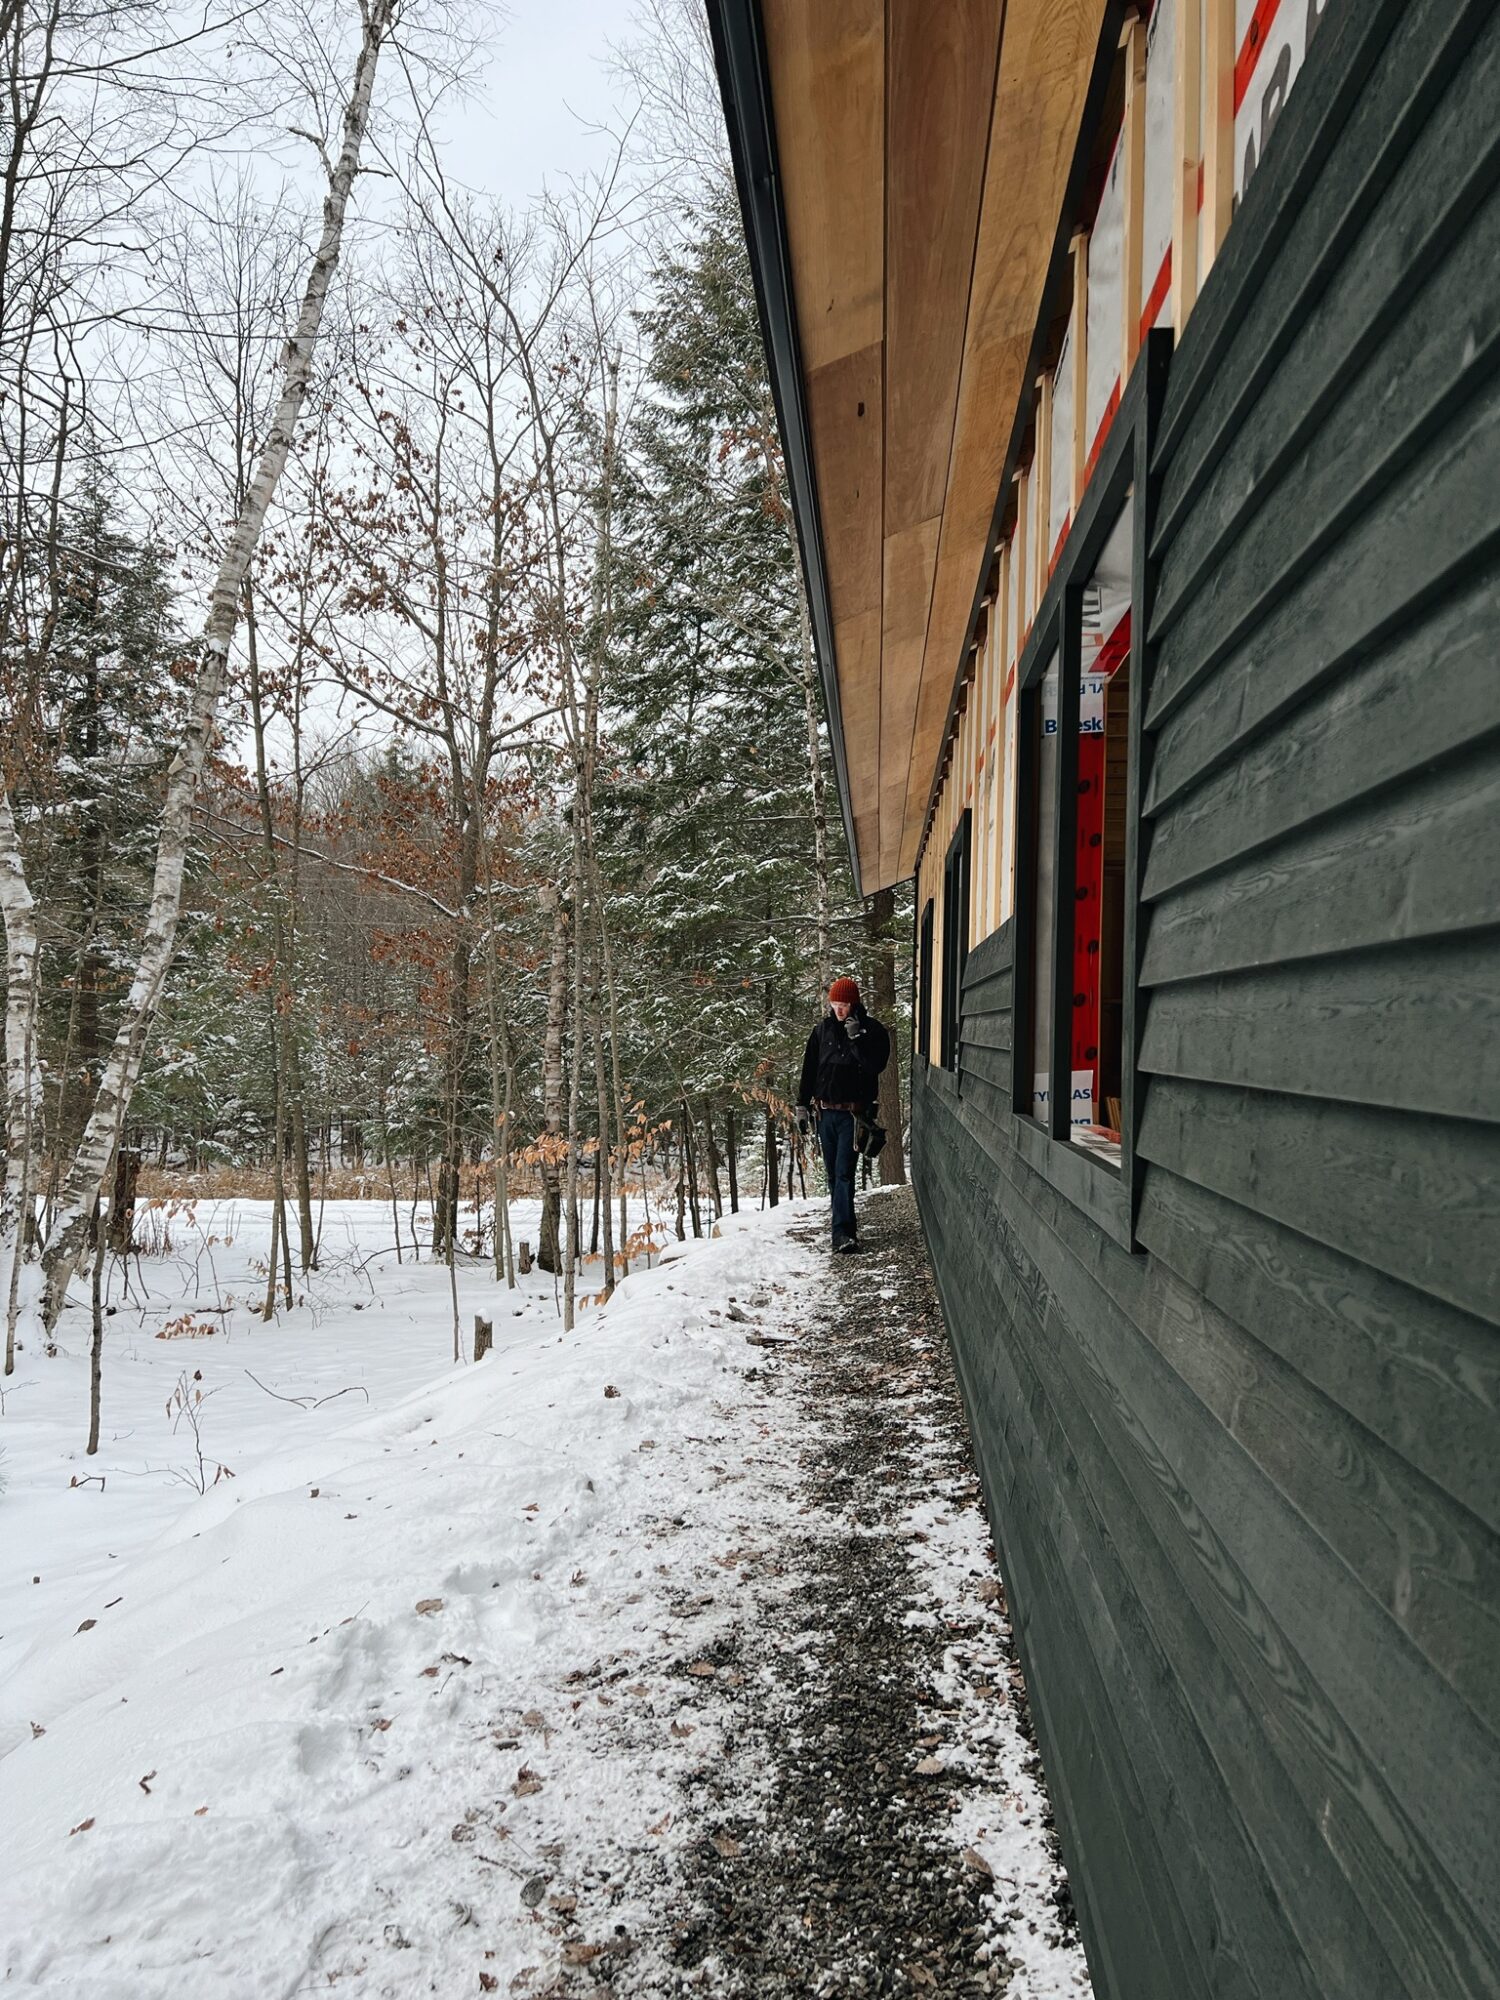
[709,1833,741,1858]
[75,1618,96,1634]
[522,1709,547,1730]
[415,1597,443,1616]
[371,1718,392,1733]
[961,1846,995,1878]
[686,1660,716,1678]
[68,1817,95,1836]
[547,1894,577,1915]
[479,1974,498,1992]
[561,1940,624,1966]
[647,1810,673,1835]
[512,1766,544,1797]
[670,1721,696,1739]
[915,1757,946,1776]
[603,1385,620,1399]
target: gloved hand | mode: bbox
[842,1014,864,1041]
[795,1105,813,1136]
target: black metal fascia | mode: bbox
[704,0,865,900]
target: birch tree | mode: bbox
[1,0,405,1348]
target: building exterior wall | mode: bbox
[912,5,1500,1995]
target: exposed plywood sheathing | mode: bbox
[1200,0,1235,278]
[1120,13,1149,384]
[1070,234,1090,510]
[1171,0,1201,327]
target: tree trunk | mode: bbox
[286,1039,316,1272]
[106,1148,140,1255]
[562,819,587,1330]
[864,887,907,1184]
[25,0,397,1336]
[536,882,568,1274]
[433,935,470,1260]
[591,963,615,1295]
[725,1106,739,1214]
[681,1100,702,1237]
[765,1109,779,1209]
[700,1100,723,1220]
[86,1202,105,1455]
[1,789,44,1370]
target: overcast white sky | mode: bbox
[443,0,636,204]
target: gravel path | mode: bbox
[579,1186,1092,2000]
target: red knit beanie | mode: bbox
[828,976,861,1005]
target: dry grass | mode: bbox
[135,1163,551,1203]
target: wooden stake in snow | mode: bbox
[0,0,403,1341]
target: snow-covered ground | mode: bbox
[0,1196,667,1689]
[0,1195,1090,1998]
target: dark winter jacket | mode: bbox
[797,1005,891,1109]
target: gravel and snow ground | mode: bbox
[0,1189,1092,1998]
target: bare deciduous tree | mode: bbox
[1,0,405,1350]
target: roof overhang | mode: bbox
[708,0,1109,892]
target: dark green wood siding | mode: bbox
[912,7,1500,1995]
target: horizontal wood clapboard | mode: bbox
[912,6,1500,1996]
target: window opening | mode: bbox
[917,897,934,1063]
[1027,648,1060,1118]
[941,812,971,1072]
[1070,499,1135,1167]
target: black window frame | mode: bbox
[916,896,934,1066]
[940,809,972,1073]
[1009,328,1171,1250]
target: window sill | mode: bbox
[1069,1125,1122,1169]
[1008,1113,1135,1250]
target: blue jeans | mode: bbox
[818,1109,858,1245]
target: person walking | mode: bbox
[796,976,891,1253]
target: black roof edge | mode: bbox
[704,0,867,901]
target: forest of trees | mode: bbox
[0,0,909,1361]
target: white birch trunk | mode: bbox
[31,0,398,1334]
[0,788,44,1365]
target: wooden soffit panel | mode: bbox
[762,0,885,860]
[879,0,1003,884]
[761,0,884,373]
[751,0,1104,890]
[899,0,1105,878]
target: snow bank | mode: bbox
[0,1198,821,1996]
